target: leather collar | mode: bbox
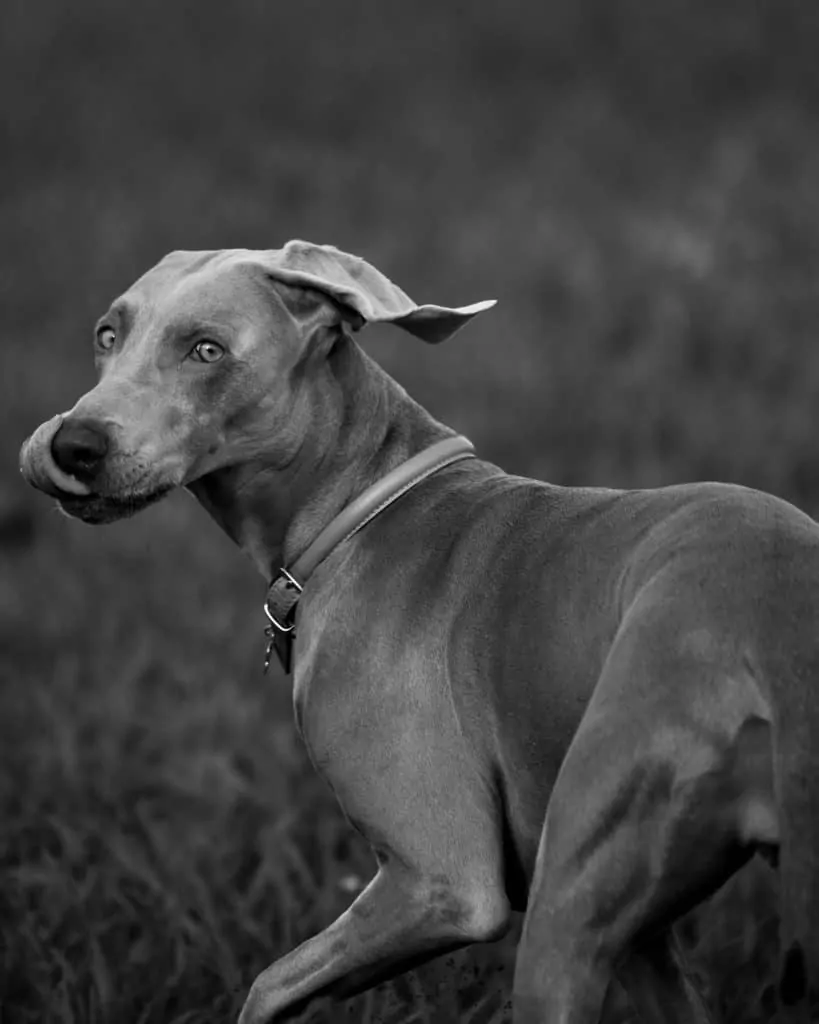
[263,435,476,674]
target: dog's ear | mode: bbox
[255,240,496,344]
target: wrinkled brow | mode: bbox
[95,299,136,337]
[160,309,247,339]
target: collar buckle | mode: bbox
[262,568,303,674]
[264,568,302,632]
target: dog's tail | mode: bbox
[771,638,819,1013]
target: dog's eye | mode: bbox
[95,327,116,352]
[191,340,225,363]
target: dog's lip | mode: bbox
[38,462,94,499]
[19,415,94,498]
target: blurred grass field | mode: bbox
[3,0,819,1020]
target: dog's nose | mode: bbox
[50,418,110,482]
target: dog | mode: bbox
[20,240,819,1022]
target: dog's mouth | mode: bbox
[55,486,174,524]
[20,415,174,524]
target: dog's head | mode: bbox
[19,242,494,524]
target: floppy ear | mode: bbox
[255,240,496,344]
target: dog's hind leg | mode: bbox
[616,931,711,1024]
[512,688,750,1024]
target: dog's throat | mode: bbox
[262,434,476,675]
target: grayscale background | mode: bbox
[1,1,815,1020]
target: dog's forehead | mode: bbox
[119,249,274,322]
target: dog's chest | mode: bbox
[291,640,471,822]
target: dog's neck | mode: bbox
[187,336,454,578]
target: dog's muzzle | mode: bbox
[19,414,95,498]
[50,417,110,483]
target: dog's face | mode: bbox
[20,242,493,525]
[19,250,322,524]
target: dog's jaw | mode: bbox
[55,486,175,524]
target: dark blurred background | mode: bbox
[2,1,819,1021]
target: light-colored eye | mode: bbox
[191,340,225,363]
[96,327,116,351]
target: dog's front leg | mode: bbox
[238,860,509,1024]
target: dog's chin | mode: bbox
[57,486,174,524]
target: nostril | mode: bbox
[50,419,110,481]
